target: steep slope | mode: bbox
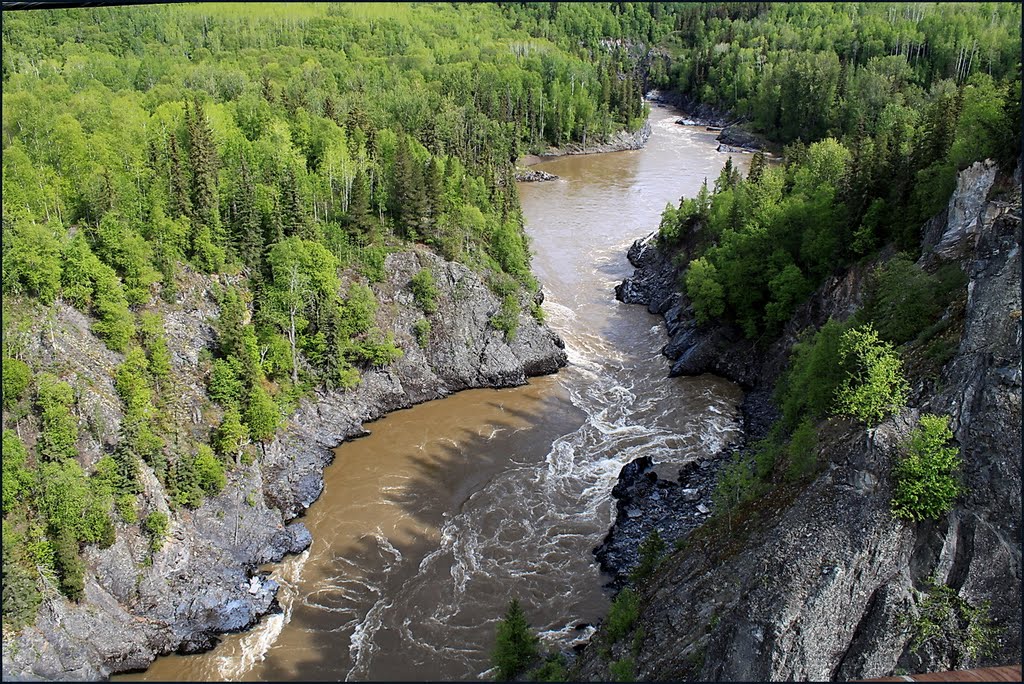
[579,160,1021,680]
[1,248,566,681]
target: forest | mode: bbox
[2,0,1021,650]
[1,1,653,626]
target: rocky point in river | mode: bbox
[583,159,1021,680]
[1,247,566,682]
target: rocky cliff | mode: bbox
[581,160,1021,679]
[1,247,566,681]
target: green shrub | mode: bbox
[863,256,942,345]
[529,654,568,682]
[93,450,139,498]
[190,225,226,274]
[492,598,540,681]
[359,245,388,283]
[53,529,84,601]
[606,588,639,642]
[609,657,636,682]
[116,494,138,524]
[903,575,1000,661]
[891,414,962,522]
[334,362,362,390]
[410,268,439,314]
[491,295,519,341]
[339,283,378,337]
[2,219,63,304]
[777,319,849,429]
[712,451,756,516]
[786,418,820,480]
[685,257,725,326]
[629,529,666,585]
[208,357,245,407]
[530,301,545,324]
[169,452,203,509]
[245,385,281,442]
[193,444,226,496]
[143,511,169,552]
[1,533,42,629]
[35,373,79,461]
[37,460,91,539]
[2,357,31,408]
[89,263,137,352]
[2,430,34,515]
[833,325,910,426]
[347,331,404,368]
[413,318,431,348]
[138,311,172,381]
[115,347,153,411]
[214,407,249,460]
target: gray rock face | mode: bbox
[2,247,566,681]
[581,162,1021,680]
[716,126,766,151]
[539,119,652,157]
[514,169,560,182]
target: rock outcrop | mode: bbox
[1,247,566,682]
[583,160,1021,680]
[536,119,653,158]
[514,169,560,183]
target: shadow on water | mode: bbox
[249,390,589,682]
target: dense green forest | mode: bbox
[654,3,1021,338]
[1,1,654,627]
[2,0,1021,641]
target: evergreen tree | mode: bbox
[167,133,193,221]
[492,598,540,681]
[279,165,310,240]
[233,155,263,269]
[186,97,220,236]
[747,150,766,185]
[392,135,429,241]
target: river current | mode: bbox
[123,104,749,681]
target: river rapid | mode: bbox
[122,104,749,682]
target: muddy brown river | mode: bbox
[121,105,749,681]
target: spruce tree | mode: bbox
[492,598,539,681]
[167,133,193,221]
[392,135,429,241]
[345,169,374,243]
[233,155,263,269]
[279,166,307,239]
[187,97,220,237]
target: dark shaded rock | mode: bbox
[717,126,766,151]
[594,454,726,589]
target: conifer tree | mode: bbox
[167,133,193,221]
[187,97,220,236]
[279,166,307,239]
[345,169,375,243]
[492,598,539,681]
[233,155,263,269]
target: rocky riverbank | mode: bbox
[1,248,567,682]
[583,160,1021,679]
[648,89,770,154]
[522,119,653,165]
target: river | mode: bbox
[121,104,749,682]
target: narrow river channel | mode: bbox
[123,103,750,682]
